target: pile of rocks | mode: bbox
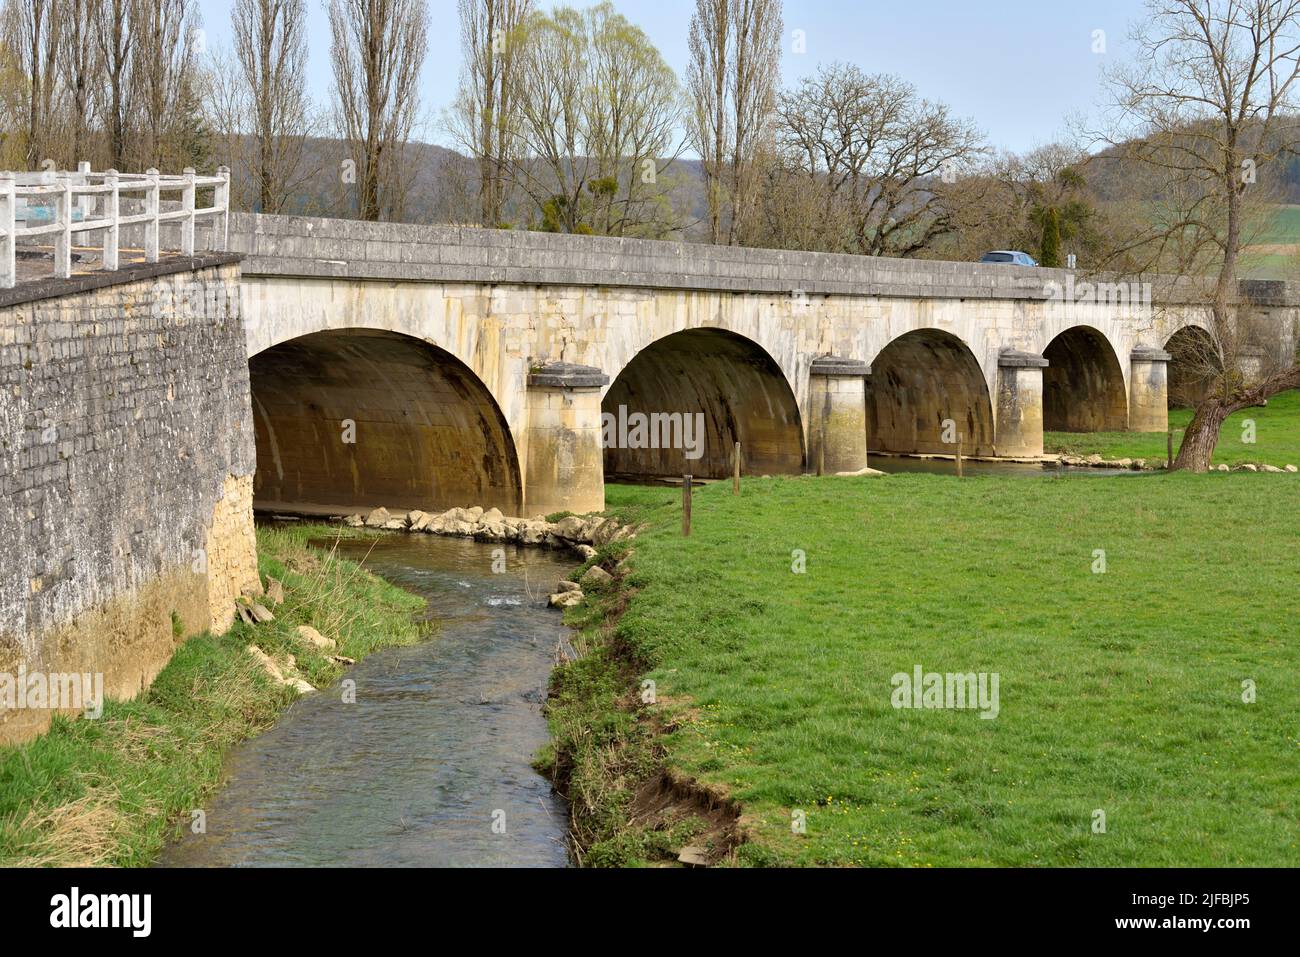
[342,505,633,554]
[1217,463,1299,473]
[1057,454,1299,473]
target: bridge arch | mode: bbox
[248,328,522,514]
[1164,324,1218,408]
[1042,325,1128,432]
[601,327,805,480]
[867,328,996,456]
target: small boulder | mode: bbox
[295,625,336,650]
[326,654,356,666]
[381,519,406,530]
[1236,463,1259,472]
[480,507,505,525]
[1217,464,1230,472]
[466,506,485,522]
[406,510,427,527]
[581,565,614,589]
[552,515,587,541]
[1262,464,1284,473]
[1286,464,1298,473]
[265,577,285,606]
[575,543,597,560]
[549,590,584,608]
[556,580,581,593]
[249,602,275,624]
[677,846,711,867]
[364,507,391,528]
[344,514,364,528]
[518,522,547,546]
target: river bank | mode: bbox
[0,525,426,867]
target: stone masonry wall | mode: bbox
[0,256,259,743]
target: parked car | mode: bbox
[979,250,1038,266]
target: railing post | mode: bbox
[54,172,73,279]
[0,172,15,289]
[181,167,196,256]
[215,165,230,252]
[145,167,160,262]
[103,168,120,272]
[76,160,92,220]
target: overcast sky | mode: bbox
[194,0,1147,154]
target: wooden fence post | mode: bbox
[682,474,693,537]
[733,442,741,496]
[956,435,964,478]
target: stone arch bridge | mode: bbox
[230,213,1298,517]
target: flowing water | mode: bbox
[868,454,1142,478]
[161,533,575,868]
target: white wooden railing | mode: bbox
[0,162,230,289]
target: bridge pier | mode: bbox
[524,362,609,517]
[995,349,1049,457]
[808,356,871,473]
[1129,346,1172,433]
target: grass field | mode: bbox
[0,526,424,867]
[552,472,1300,866]
[1045,389,1300,467]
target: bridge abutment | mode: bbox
[524,363,609,517]
[1129,346,1172,433]
[808,356,871,473]
[995,350,1049,457]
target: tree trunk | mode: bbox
[1172,400,1230,472]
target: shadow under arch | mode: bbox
[1042,325,1128,432]
[1164,324,1218,408]
[868,328,995,456]
[249,328,522,514]
[602,327,805,480]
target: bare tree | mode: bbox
[686,0,782,244]
[57,0,102,166]
[1101,0,1300,470]
[2,0,61,168]
[233,0,313,213]
[130,0,202,169]
[686,0,729,243]
[448,0,532,227]
[327,0,429,221]
[765,63,985,256]
[95,0,135,170]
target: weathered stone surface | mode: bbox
[1,261,258,744]
[1287,464,1298,473]
[581,565,614,588]
[549,590,584,608]
[364,507,391,528]
[294,625,336,649]
[553,516,587,541]
[265,577,285,606]
[556,580,581,593]
[575,544,597,560]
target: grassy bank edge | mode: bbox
[536,509,744,868]
[0,524,427,867]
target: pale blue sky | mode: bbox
[195,0,1147,152]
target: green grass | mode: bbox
[550,472,1300,866]
[1046,389,1300,468]
[0,525,425,867]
